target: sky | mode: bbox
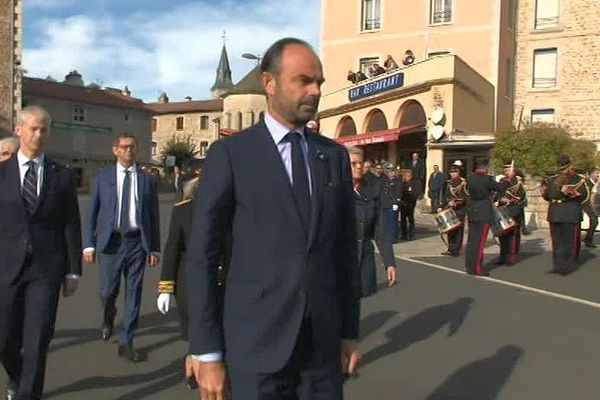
[23,0,321,103]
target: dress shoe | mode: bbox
[118,345,142,362]
[522,229,531,236]
[441,251,453,256]
[100,320,113,341]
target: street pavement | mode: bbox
[2,195,600,399]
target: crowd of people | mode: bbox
[347,50,416,84]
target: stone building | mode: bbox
[221,65,266,134]
[513,0,600,144]
[23,72,153,190]
[0,0,22,136]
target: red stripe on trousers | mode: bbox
[475,223,490,275]
[509,227,518,265]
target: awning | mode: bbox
[220,128,239,136]
[335,124,425,146]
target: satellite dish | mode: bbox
[430,108,445,125]
[430,125,445,141]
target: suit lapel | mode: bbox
[109,165,118,223]
[306,133,327,249]
[137,169,145,218]
[255,121,308,237]
[35,158,55,214]
[6,156,27,216]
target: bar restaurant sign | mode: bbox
[348,72,404,102]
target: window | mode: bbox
[151,141,158,156]
[224,113,231,129]
[152,118,157,132]
[531,109,555,124]
[247,111,255,126]
[124,114,130,122]
[199,141,209,157]
[427,50,451,58]
[533,48,557,88]
[430,0,452,24]
[359,57,379,77]
[200,115,209,130]
[505,58,514,98]
[73,107,86,123]
[535,0,559,29]
[176,116,184,130]
[236,112,243,130]
[361,0,381,31]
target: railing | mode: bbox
[535,16,559,29]
[532,77,557,88]
[362,18,381,31]
[431,10,452,24]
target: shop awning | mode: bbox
[334,124,425,146]
[220,128,239,136]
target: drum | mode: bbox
[435,208,462,234]
[492,205,516,236]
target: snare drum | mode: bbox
[492,205,516,236]
[435,208,463,234]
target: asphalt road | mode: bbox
[3,194,600,399]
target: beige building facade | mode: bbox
[0,0,22,136]
[221,66,266,133]
[23,75,153,190]
[513,0,600,143]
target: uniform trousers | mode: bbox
[550,223,581,274]
[499,222,521,265]
[228,318,343,400]
[465,221,490,275]
[447,222,464,256]
[0,258,62,400]
[400,202,416,239]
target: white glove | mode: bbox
[392,204,399,211]
[157,293,172,314]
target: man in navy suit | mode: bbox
[83,134,160,362]
[0,106,82,400]
[187,38,361,400]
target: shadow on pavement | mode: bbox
[359,310,398,340]
[424,345,523,400]
[361,297,473,367]
[44,353,184,399]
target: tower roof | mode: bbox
[210,44,234,95]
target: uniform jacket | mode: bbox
[466,171,505,222]
[543,173,589,223]
[380,177,403,209]
[442,177,469,219]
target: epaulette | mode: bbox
[174,199,192,207]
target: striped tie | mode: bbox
[22,160,38,215]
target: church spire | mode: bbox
[210,31,234,98]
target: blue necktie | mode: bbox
[119,170,132,232]
[287,131,311,228]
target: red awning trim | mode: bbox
[220,128,239,136]
[334,124,425,146]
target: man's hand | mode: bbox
[386,266,397,287]
[340,339,361,377]
[148,254,159,267]
[82,251,95,264]
[62,277,79,297]
[191,359,228,400]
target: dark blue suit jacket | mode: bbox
[0,156,82,284]
[84,165,160,254]
[186,121,360,373]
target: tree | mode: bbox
[158,135,199,167]
[491,124,599,177]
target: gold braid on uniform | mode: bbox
[158,280,175,294]
[450,178,469,198]
[577,174,592,205]
[504,179,524,201]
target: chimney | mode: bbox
[122,85,131,96]
[184,96,192,102]
[64,70,84,86]
[158,91,169,103]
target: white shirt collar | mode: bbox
[264,112,306,145]
[17,150,45,167]
[117,162,137,173]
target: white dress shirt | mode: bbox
[116,163,139,230]
[17,150,44,196]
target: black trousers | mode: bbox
[499,221,521,265]
[584,212,598,245]
[465,221,490,275]
[228,318,343,400]
[0,269,61,400]
[550,223,581,274]
[400,202,416,238]
[447,223,464,255]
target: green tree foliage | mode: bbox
[158,135,199,166]
[491,124,599,177]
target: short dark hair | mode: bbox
[260,37,315,75]
[475,158,489,169]
[113,133,138,147]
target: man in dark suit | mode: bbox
[83,134,160,362]
[465,159,504,276]
[0,106,82,400]
[187,38,361,400]
[411,152,425,186]
[428,164,444,213]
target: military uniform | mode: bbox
[497,173,527,265]
[542,169,589,275]
[441,174,468,256]
[400,177,423,240]
[465,169,505,275]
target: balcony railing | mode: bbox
[431,10,452,24]
[362,18,381,31]
[535,16,559,29]
[532,77,557,88]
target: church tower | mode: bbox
[210,33,234,99]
